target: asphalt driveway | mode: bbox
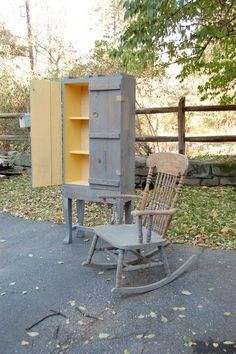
[0,212,235,354]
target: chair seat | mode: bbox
[94,224,166,250]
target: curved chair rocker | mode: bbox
[83,152,197,295]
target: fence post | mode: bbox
[177,96,186,154]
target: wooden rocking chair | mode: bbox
[83,152,197,295]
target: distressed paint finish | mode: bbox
[89,74,135,192]
[62,75,136,242]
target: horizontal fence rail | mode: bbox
[0,135,28,141]
[136,104,236,115]
[0,113,24,119]
[0,113,29,143]
[1,101,236,152]
[136,136,236,142]
[135,98,236,154]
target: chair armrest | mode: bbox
[131,208,177,217]
[98,194,142,200]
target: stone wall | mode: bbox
[0,151,31,178]
[2,151,236,187]
[135,156,236,187]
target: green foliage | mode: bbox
[69,40,121,77]
[116,0,236,103]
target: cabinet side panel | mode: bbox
[31,80,52,187]
[50,81,62,185]
[120,77,136,194]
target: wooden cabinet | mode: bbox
[31,74,136,242]
[61,74,136,201]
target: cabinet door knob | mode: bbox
[92,111,98,118]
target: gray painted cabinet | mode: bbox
[62,74,136,243]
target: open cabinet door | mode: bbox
[31,80,62,187]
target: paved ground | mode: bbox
[0,212,236,354]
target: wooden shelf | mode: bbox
[64,83,89,185]
[69,150,89,155]
[66,180,89,186]
[69,117,89,120]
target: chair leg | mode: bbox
[159,246,171,276]
[82,234,98,265]
[112,249,125,291]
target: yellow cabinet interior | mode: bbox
[63,82,90,185]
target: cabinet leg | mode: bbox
[76,200,85,237]
[125,200,133,224]
[63,198,72,244]
[114,199,124,224]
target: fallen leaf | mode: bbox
[27,331,39,337]
[98,333,110,339]
[160,315,168,323]
[78,306,86,312]
[21,340,29,346]
[209,210,218,219]
[208,287,214,292]
[181,290,192,296]
[61,344,70,350]
[144,334,155,339]
[173,307,186,311]
[68,300,76,307]
[149,311,157,318]
[221,226,232,234]
[138,314,145,319]
[182,335,193,346]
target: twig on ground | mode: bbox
[25,310,67,331]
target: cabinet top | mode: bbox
[62,73,135,85]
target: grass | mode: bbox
[0,174,236,250]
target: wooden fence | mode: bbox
[135,97,236,154]
[0,113,28,142]
[1,98,236,155]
